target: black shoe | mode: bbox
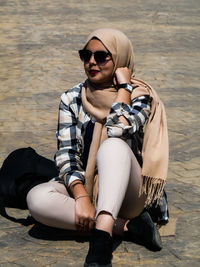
[124,211,162,251]
[84,229,113,267]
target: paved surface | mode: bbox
[0,0,200,266]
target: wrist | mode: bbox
[117,83,133,93]
[71,181,83,190]
[75,194,90,201]
[70,180,82,193]
[70,180,88,198]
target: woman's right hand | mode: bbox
[75,196,96,231]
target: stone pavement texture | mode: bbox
[0,0,200,266]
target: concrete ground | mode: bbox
[0,0,200,266]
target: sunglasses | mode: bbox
[78,49,112,65]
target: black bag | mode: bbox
[146,190,169,225]
[0,147,58,209]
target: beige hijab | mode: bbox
[81,28,169,207]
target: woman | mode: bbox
[27,28,168,267]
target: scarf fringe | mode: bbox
[139,175,166,208]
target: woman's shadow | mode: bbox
[0,199,122,250]
[28,217,122,251]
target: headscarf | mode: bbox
[85,28,134,72]
[81,28,168,207]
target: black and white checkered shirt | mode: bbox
[55,83,151,187]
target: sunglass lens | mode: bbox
[79,50,92,63]
[94,51,108,64]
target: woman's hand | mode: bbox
[75,196,96,231]
[113,67,132,86]
[113,67,132,106]
[70,180,96,231]
[113,67,132,125]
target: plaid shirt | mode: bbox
[55,83,151,187]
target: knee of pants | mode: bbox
[97,137,131,160]
[26,182,54,216]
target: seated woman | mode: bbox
[27,28,168,267]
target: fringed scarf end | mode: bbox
[139,175,166,208]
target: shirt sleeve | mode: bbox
[54,92,85,188]
[105,95,151,138]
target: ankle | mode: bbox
[95,211,114,236]
[123,219,129,231]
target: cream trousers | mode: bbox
[27,138,146,230]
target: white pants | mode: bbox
[27,138,146,230]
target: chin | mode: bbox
[88,76,103,85]
[89,76,112,85]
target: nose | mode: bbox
[88,54,96,65]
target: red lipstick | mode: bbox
[89,69,99,76]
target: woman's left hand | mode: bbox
[113,67,132,124]
[113,67,132,86]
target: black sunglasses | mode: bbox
[78,49,112,65]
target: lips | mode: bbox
[89,69,100,75]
